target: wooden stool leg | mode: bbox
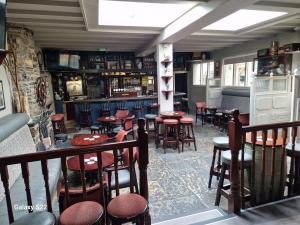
[208,146,217,188]
[191,124,197,151]
[163,125,167,154]
[176,125,180,153]
[215,164,227,206]
[181,124,185,153]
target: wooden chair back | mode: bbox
[124,115,135,131]
[115,109,129,119]
[0,119,149,224]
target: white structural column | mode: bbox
[157,43,173,112]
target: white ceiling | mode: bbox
[6,0,300,54]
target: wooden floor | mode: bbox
[207,196,300,225]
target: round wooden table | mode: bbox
[160,111,185,120]
[67,152,114,172]
[245,132,285,204]
[96,116,117,134]
[69,134,109,146]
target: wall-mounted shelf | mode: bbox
[161,75,173,83]
[161,59,172,67]
[161,90,173,100]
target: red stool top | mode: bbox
[50,114,64,121]
[163,119,178,125]
[60,201,103,225]
[180,117,193,124]
[107,193,148,219]
[155,116,163,124]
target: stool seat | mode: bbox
[163,119,178,125]
[180,117,193,124]
[60,201,103,225]
[213,137,229,149]
[221,151,252,166]
[145,114,157,119]
[155,116,164,123]
[107,193,148,219]
[174,101,181,105]
[285,143,300,156]
[50,114,64,121]
[12,211,56,225]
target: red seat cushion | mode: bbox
[107,193,148,219]
[155,116,163,124]
[59,201,103,225]
[50,114,64,121]
[180,117,193,124]
[163,119,178,125]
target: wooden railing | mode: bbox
[0,119,150,224]
[228,110,300,214]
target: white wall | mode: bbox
[0,65,12,118]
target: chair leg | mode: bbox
[208,146,217,188]
[176,126,180,153]
[181,124,185,153]
[191,124,197,151]
[215,164,227,206]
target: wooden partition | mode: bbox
[228,110,300,214]
[0,119,150,224]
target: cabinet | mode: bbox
[256,53,292,76]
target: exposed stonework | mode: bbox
[5,24,55,148]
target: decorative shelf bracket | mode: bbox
[161,90,172,100]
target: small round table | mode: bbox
[160,111,185,120]
[69,134,109,146]
[97,116,117,134]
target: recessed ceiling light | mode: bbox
[98,0,198,27]
[202,9,287,31]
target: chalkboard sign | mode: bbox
[0,0,6,50]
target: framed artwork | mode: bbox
[0,81,5,110]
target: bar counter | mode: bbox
[64,92,186,127]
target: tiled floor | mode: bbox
[147,121,227,223]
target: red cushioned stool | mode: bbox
[107,193,148,225]
[180,117,197,152]
[155,116,164,148]
[59,201,103,225]
[50,114,66,135]
[163,119,180,153]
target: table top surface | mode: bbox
[69,134,109,146]
[246,132,284,147]
[160,111,185,118]
[97,116,117,122]
[67,152,114,171]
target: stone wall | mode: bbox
[6,24,54,148]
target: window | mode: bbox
[223,61,254,87]
[193,61,215,86]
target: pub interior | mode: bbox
[1,1,300,225]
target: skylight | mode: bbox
[203,9,287,31]
[98,0,198,27]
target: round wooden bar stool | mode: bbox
[145,114,156,136]
[155,116,164,148]
[59,201,103,225]
[107,193,148,225]
[11,211,56,225]
[163,119,180,153]
[50,113,66,135]
[208,137,229,188]
[179,117,196,152]
[174,101,182,111]
[215,151,252,207]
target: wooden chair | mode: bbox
[195,102,206,125]
[79,103,92,128]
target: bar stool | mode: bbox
[145,114,156,136]
[285,143,300,195]
[174,101,182,111]
[79,103,92,128]
[215,151,252,207]
[148,101,159,114]
[59,201,104,225]
[208,137,229,188]
[179,117,196,152]
[155,116,164,148]
[100,102,111,117]
[50,113,66,134]
[163,119,180,153]
[132,101,144,119]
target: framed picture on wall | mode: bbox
[0,81,5,110]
